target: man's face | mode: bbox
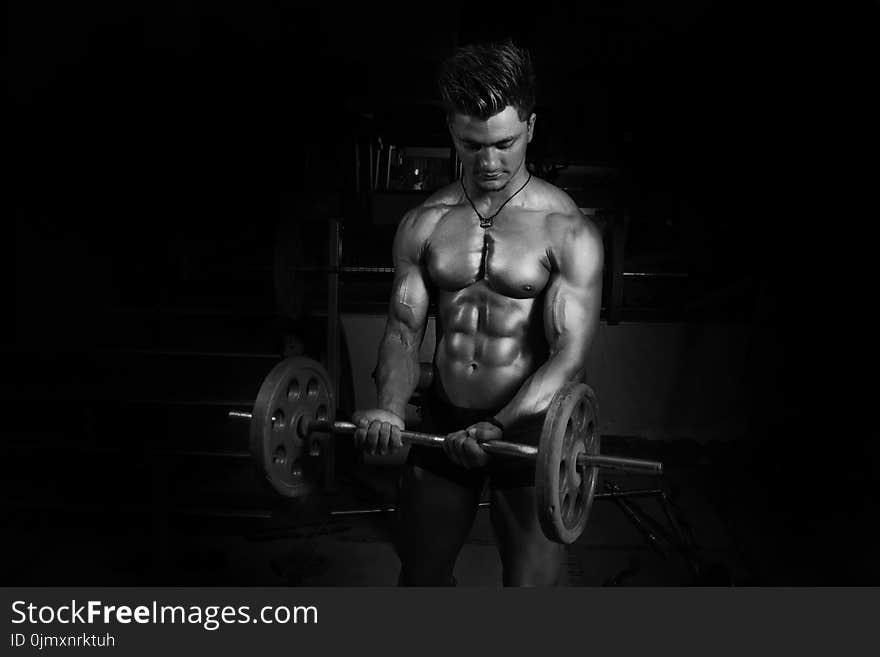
[448,105,535,192]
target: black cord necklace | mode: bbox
[461,172,532,228]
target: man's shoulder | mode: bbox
[529,177,602,243]
[529,176,581,216]
[419,181,463,217]
[399,182,461,232]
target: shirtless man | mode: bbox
[353,41,603,586]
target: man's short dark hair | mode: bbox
[438,40,536,121]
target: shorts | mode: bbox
[407,391,546,490]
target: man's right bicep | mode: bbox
[386,211,430,338]
[386,261,429,344]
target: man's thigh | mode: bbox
[395,449,485,585]
[490,484,567,586]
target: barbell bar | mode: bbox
[229,410,661,474]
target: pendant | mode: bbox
[479,217,493,229]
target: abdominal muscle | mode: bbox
[434,281,546,410]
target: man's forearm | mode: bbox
[494,349,586,428]
[374,329,421,419]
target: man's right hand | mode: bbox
[351,409,405,456]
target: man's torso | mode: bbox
[413,177,585,409]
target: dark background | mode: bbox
[6,1,878,584]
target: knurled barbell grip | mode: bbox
[326,420,536,458]
[317,420,663,475]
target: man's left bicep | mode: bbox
[545,221,604,362]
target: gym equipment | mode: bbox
[238,356,663,544]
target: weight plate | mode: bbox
[249,357,335,497]
[536,382,600,544]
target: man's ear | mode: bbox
[527,113,536,143]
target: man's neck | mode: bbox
[462,165,530,207]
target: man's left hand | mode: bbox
[443,421,503,469]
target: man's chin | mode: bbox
[475,176,507,191]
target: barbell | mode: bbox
[237,356,663,544]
